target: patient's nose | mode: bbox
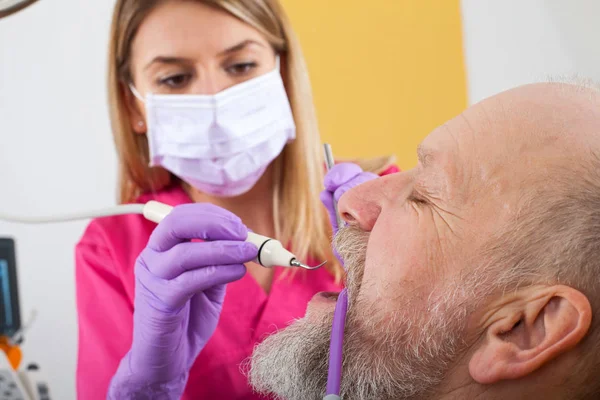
[338,178,385,232]
[338,172,411,231]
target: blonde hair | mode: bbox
[108,0,354,279]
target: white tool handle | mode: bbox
[0,204,145,224]
[142,201,295,268]
[244,233,296,268]
[0,200,298,268]
[142,201,173,223]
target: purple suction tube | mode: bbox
[325,288,348,395]
[323,143,348,398]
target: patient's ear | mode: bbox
[469,285,591,384]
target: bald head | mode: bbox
[471,81,600,164]
[249,81,600,400]
[422,81,600,205]
[458,81,600,291]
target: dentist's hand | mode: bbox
[108,203,258,399]
[320,163,378,234]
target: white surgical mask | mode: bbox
[130,57,296,197]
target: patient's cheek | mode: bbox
[361,259,427,308]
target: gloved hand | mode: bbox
[108,203,258,399]
[320,163,378,234]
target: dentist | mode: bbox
[75,0,398,399]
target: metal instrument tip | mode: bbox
[290,259,327,270]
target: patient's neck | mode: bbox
[430,357,575,400]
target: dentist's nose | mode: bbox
[194,74,221,95]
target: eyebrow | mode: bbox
[218,39,265,56]
[144,40,265,71]
[144,56,193,71]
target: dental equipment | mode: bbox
[323,143,343,230]
[323,144,348,400]
[0,0,39,19]
[0,201,324,270]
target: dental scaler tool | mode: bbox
[323,143,348,400]
[0,201,324,270]
[142,201,324,269]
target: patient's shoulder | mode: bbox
[340,155,400,176]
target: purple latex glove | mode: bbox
[320,163,378,233]
[108,203,258,399]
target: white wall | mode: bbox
[461,0,600,105]
[0,1,117,399]
[1,0,600,399]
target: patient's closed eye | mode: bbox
[409,191,428,205]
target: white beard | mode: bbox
[246,226,473,400]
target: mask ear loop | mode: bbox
[128,83,149,142]
[128,83,146,103]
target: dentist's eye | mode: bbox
[158,74,191,88]
[226,62,257,76]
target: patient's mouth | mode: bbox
[321,291,340,300]
[305,292,343,321]
[311,291,340,304]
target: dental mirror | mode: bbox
[0,0,38,19]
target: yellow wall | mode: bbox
[280,0,468,170]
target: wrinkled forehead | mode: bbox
[421,83,600,203]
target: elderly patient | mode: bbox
[248,81,600,400]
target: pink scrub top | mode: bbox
[75,185,341,399]
[75,165,399,399]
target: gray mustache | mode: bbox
[333,225,370,305]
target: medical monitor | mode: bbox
[0,238,21,337]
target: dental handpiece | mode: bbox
[0,200,324,270]
[142,201,324,270]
